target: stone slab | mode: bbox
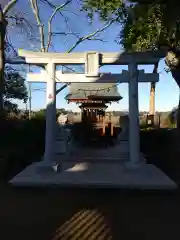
[9,161,177,190]
[55,140,67,154]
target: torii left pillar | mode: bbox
[44,62,56,164]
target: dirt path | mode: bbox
[0,185,180,240]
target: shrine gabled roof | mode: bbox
[65,83,122,101]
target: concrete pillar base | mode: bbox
[33,161,63,174]
[124,161,145,169]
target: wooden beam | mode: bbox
[101,51,165,65]
[85,52,99,76]
[27,70,159,83]
[18,49,85,64]
[18,49,166,65]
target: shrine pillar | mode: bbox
[44,62,56,163]
[128,61,140,165]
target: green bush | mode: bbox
[34,109,46,119]
[0,115,46,180]
[140,119,148,130]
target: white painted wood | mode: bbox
[25,58,51,64]
[128,61,140,166]
[18,49,162,171]
[27,70,159,83]
[18,49,165,65]
[44,62,56,164]
[27,72,46,82]
[85,52,99,76]
[101,51,165,65]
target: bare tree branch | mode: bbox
[39,0,56,9]
[2,1,37,54]
[52,31,80,38]
[30,0,45,52]
[61,9,78,17]
[28,0,74,93]
[27,40,41,52]
[4,0,117,96]
[59,11,71,32]
[6,14,34,32]
[56,83,69,95]
[3,0,17,16]
[56,19,116,92]
[67,19,115,53]
[40,0,76,39]
[46,0,72,52]
[5,35,18,56]
[87,38,107,43]
[62,65,76,72]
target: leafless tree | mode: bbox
[0,0,18,119]
[1,0,118,117]
[29,0,117,94]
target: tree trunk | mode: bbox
[171,68,180,129]
[164,48,180,129]
[177,92,180,128]
[0,6,6,121]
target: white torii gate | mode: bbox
[18,49,164,168]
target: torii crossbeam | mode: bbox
[9,49,177,189]
[18,50,164,167]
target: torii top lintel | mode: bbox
[18,49,165,65]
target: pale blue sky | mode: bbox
[9,0,179,112]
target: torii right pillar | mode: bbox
[128,61,140,166]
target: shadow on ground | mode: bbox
[1,128,180,240]
[0,185,180,240]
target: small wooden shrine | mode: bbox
[79,102,107,123]
[66,83,122,137]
